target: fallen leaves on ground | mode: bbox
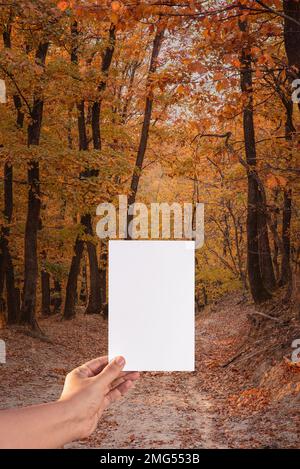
[0,294,299,449]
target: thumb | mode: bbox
[98,356,126,387]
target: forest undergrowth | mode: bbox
[0,291,299,449]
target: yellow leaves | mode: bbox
[57,1,68,11]
[281,68,287,81]
[110,12,119,25]
[266,176,277,190]
[111,1,121,12]
[189,121,200,132]
[214,72,223,81]
[251,46,261,57]
[216,81,226,93]
[203,28,210,39]
[283,356,300,370]
[200,118,211,129]
[257,53,274,67]
[231,58,241,69]
[219,102,238,120]
[75,6,85,17]
[238,0,249,5]
[228,388,271,415]
[176,84,186,95]
[109,1,125,25]
[266,175,288,190]
[34,64,44,76]
[189,62,206,74]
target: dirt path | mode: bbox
[0,294,299,449]
[67,376,216,449]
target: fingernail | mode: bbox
[115,356,125,366]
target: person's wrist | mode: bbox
[56,398,88,443]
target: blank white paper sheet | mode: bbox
[108,240,195,371]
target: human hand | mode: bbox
[59,356,139,440]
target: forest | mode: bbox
[0,0,299,449]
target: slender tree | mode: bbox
[64,22,116,317]
[91,23,116,151]
[238,14,271,302]
[128,26,164,236]
[20,42,49,327]
[279,0,300,287]
[64,20,88,319]
[86,23,116,315]
[0,11,23,324]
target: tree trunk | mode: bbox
[280,1,300,287]
[0,235,18,324]
[20,159,41,326]
[1,17,22,324]
[86,234,102,314]
[0,161,18,326]
[65,21,103,316]
[52,279,62,313]
[64,214,96,318]
[91,23,116,151]
[257,190,276,291]
[41,269,51,316]
[0,160,20,325]
[5,249,18,323]
[20,42,48,327]
[99,240,107,308]
[77,100,88,151]
[239,16,271,303]
[280,189,292,286]
[246,177,271,302]
[3,161,19,323]
[63,232,85,319]
[127,27,164,237]
[64,22,88,318]
[88,24,116,312]
[283,1,300,77]
[91,100,101,149]
[270,189,280,281]
[0,250,5,317]
[79,257,87,304]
